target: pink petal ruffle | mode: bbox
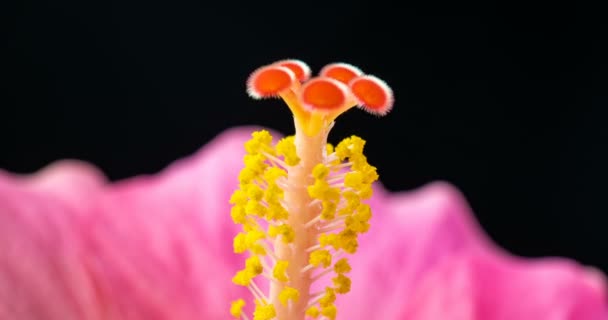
[341,182,608,320]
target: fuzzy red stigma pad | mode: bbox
[247,66,296,99]
[319,63,363,84]
[300,77,349,112]
[349,75,394,115]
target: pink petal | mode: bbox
[0,160,108,319]
[0,127,261,319]
[340,182,608,319]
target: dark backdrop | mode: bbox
[4,2,607,273]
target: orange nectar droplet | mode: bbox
[319,63,363,84]
[300,77,349,112]
[349,75,394,115]
[275,59,311,82]
[247,66,296,99]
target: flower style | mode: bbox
[0,60,606,320]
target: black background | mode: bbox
[4,2,608,273]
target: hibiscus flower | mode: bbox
[0,60,605,320]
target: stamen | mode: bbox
[250,280,269,302]
[311,267,333,282]
[326,161,353,170]
[318,224,345,234]
[306,244,322,252]
[300,264,315,273]
[261,151,288,169]
[304,215,322,229]
[249,283,267,303]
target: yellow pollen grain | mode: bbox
[321,304,337,320]
[273,260,289,282]
[332,274,352,294]
[230,299,246,318]
[306,306,320,318]
[279,287,300,306]
[318,287,336,307]
[246,255,264,276]
[275,136,300,166]
[334,258,351,274]
[253,302,276,320]
[309,249,332,268]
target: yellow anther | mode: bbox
[263,183,284,203]
[312,163,330,180]
[356,203,372,221]
[263,167,287,182]
[250,245,266,255]
[332,274,352,294]
[233,232,248,253]
[335,138,352,160]
[320,200,337,220]
[230,299,246,318]
[338,191,360,216]
[243,154,268,174]
[308,180,340,201]
[266,202,289,221]
[309,249,332,268]
[347,136,366,155]
[253,301,276,320]
[275,136,300,166]
[265,202,287,220]
[358,184,373,199]
[345,216,368,234]
[230,205,247,225]
[360,164,379,184]
[321,304,337,320]
[335,135,366,161]
[246,255,263,276]
[268,224,295,243]
[243,229,266,254]
[334,258,351,274]
[279,287,300,306]
[238,167,257,185]
[245,200,267,217]
[343,190,360,205]
[337,230,358,254]
[232,269,252,286]
[246,184,265,201]
[318,287,336,307]
[245,130,274,155]
[229,189,248,205]
[318,233,338,249]
[306,306,320,318]
[344,171,364,189]
[273,260,289,282]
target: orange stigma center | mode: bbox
[277,61,310,82]
[350,77,390,111]
[301,79,346,111]
[252,67,294,96]
[322,65,361,84]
